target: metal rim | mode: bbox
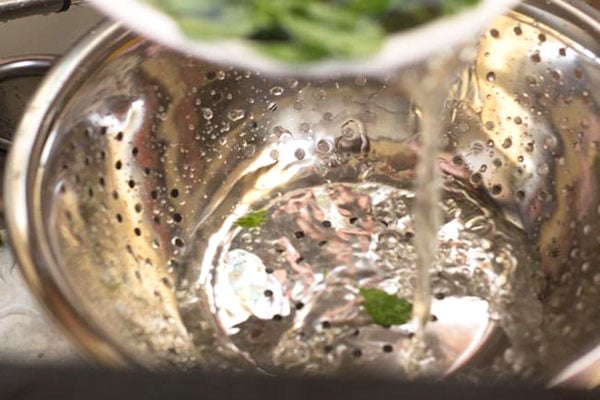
[4,0,600,378]
[0,55,56,151]
[4,22,136,368]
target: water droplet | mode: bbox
[486,72,496,82]
[537,163,550,175]
[202,108,213,120]
[270,86,284,96]
[294,148,306,160]
[485,121,495,131]
[228,109,246,122]
[502,138,513,149]
[316,139,332,153]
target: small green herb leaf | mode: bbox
[360,287,412,326]
[235,210,268,229]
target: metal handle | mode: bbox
[0,0,81,21]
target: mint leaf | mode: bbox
[360,287,412,326]
[235,210,268,229]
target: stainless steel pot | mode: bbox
[4,0,599,388]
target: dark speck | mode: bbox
[294,231,305,239]
[295,257,305,264]
[264,290,273,298]
[431,314,438,322]
[265,268,274,274]
[349,217,358,224]
[273,314,283,321]
[434,293,445,300]
[383,345,393,353]
[321,321,331,329]
[295,302,304,310]
[324,345,333,354]
[322,220,332,228]
[352,349,362,358]
[318,240,328,247]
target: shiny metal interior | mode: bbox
[4,0,599,386]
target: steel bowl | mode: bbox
[4,0,599,387]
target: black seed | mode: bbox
[322,220,332,228]
[128,180,136,189]
[134,203,142,213]
[349,217,358,224]
[132,147,139,156]
[431,314,438,322]
[321,321,331,329]
[434,292,445,300]
[144,167,151,175]
[383,345,393,353]
[265,268,274,274]
[151,190,158,199]
[295,302,304,310]
[170,188,180,198]
[318,241,328,247]
[173,213,182,223]
[116,214,123,223]
[295,257,305,264]
[115,132,123,141]
[134,228,142,236]
[174,238,184,248]
[405,231,414,239]
[294,231,305,239]
[273,314,283,321]
[115,160,122,170]
[352,349,362,358]
[264,290,273,298]
[275,247,285,253]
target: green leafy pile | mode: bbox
[147,0,480,61]
[360,287,412,326]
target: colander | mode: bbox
[3,0,599,388]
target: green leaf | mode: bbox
[235,210,268,229]
[177,5,260,39]
[360,287,412,327]
[255,41,328,63]
[279,11,384,59]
